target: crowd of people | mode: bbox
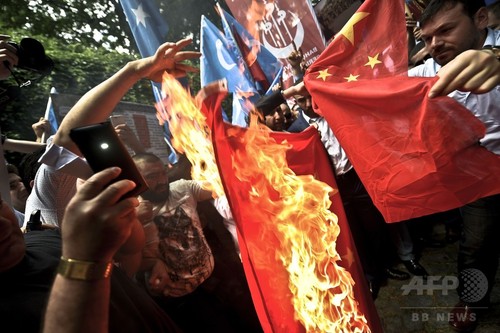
[1,0,499,332]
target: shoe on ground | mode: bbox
[402,259,428,277]
[368,280,380,300]
[419,237,446,248]
[385,267,410,280]
[448,301,479,332]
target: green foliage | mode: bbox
[0,27,153,139]
[0,0,241,161]
[0,0,130,50]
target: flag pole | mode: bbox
[41,87,57,143]
[0,128,12,206]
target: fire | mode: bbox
[155,73,224,197]
[158,73,371,332]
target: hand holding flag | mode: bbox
[305,0,500,222]
[429,49,500,98]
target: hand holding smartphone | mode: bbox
[69,121,149,199]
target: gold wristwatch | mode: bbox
[58,257,113,281]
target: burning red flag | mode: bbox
[305,0,500,222]
[197,82,382,332]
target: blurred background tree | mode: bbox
[0,0,323,164]
[0,0,232,163]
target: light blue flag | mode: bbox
[46,87,59,135]
[217,5,283,126]
[200,15,257,94]
[119,0,179,163]
[119,0,169,56]
[265,66,283,95]
[200,15,260,126]
[219,6,282,90]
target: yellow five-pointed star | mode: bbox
[341,246,355,269]
[340,12,370,45]
[317,69,332,81]
[365,53,382,69]
[344,74,359,82]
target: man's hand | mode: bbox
[288,48,304,69]
[61,167,140,262]
[283,81,307,99]
[32,117,51,142]
[148,259,172,295]
[0,34,18,80]
[429,49,500,98]
[140,38,201,82]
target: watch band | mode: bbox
[58,257,113,281]
[482,45,500,61]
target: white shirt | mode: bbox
[301,113,352,176]
[23,136,92,228]
[148,179,215,297]
[408,29,500,155]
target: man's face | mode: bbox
[420,3,487,66]
[135,160,170,204]
[0,193,25,272]
[488,9,500,30]
[265,106,285,131]
[9,173,29,212]
[294,93,319,119]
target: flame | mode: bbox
[155,73,224,197]
[242,113,371,332]
[158,73,371,332]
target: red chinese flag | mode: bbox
[305,0,500,222]
[198,85,383,333]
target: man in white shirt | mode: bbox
[408,1,500,331]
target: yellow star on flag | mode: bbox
[316,69,332,81]
[365,53,382,69]
[344,74,359,82]
[340,12,370,45]
[341,246,355,269]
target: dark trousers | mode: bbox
[458,193,500,305]
[335,168,390,283]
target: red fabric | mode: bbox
[199,89,383,332]
[305,0,500,222]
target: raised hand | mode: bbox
[141,38,201,82]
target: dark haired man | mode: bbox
[409,1,500,331]
[131,152,215,298]
[487,0,500,30]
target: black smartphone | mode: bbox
[69,121,148,198]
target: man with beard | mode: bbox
[408,1,500,331]
[133,153,263,333]
[132,152,214,298]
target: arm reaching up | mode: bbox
[54,38,201,155]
